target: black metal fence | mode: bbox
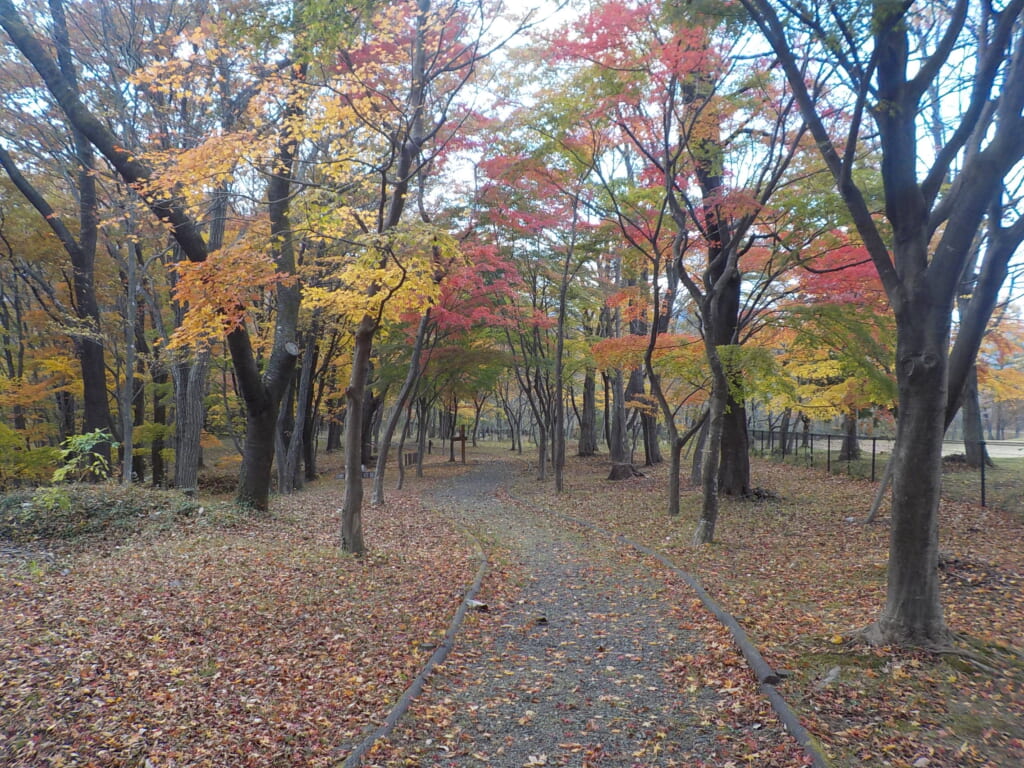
[749,428,1024,515]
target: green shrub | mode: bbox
[0,424,60,489]
[52,429,114,483]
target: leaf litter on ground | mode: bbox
[509,453,1023,768]
[0,462,477,767]
[4,450,1020,768]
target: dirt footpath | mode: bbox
[368,460,781,767]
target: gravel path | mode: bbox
[373,460,724,767]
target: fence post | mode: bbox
[980,440,987,508]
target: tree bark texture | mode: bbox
[578,368,598,456]
[865,307,950,645]
[172,352,209,494]
[607,369,636,480]
[342,318,375,554]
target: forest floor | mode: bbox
[0,447,1021,767]
[507,448,1023,768]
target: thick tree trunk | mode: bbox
[864,310,951,646]
[718,398,749,495]
[578,367,598,456]
[150,362,167,487]
[342,318,375,554]
[607,369,636,480]
[778,407,792,457]
[667,438,682,517]
[278,334,316,494]
[691,416,708,487]
[230,327,299,511]
[55,0,111,464]
[172,351,209,494]
[396,405,413,491]
[237,400,280,507]
[536,423,548,481]
[130,306,147,483]
[55,390,75,442]
[326,412,343,452]
[416,397,429,477]
[602,372,611,450]
[302,392,318,482]
[694,350,728,545]
[838,411,861,461]
[642,411,662,465]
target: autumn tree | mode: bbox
[293,0,517,553]
[743,0,1024,645]
[977,310,1024,441]
[554,0,818,534]
[0,0,116,469]
[0,0,309,509]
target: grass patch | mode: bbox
[940,455,1024,521]
[0,483,242,544]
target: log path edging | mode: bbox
[337,462,830,768]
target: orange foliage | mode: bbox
[169,234,296,347]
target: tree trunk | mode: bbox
[691,415,708,487]
[416,397,429,477]
[536,422,548,481]
[642,411,662,465]
[150,361,167,487]
[578,367,598,456]
[396,404,413,491]
[342,317,375,554]
[778,407,792,457]
[838,411,861,461]
[54,0,112,464]
[718,396,749,495]
[602,371,611,450]
[694,347,728,545]
[238,398,280,507]
[278,334,316,494]
[172,351,209,494]
[372,313,429,505]
[326,411,343,452]
[961,363,991,468]
[607,369,635,480]
[131,304,147,483]
[56,390,75,442]
[230,325,299,511]
[864,309,950,646]
[302,390,318,482]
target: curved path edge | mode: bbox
[510,494,831,768]
[336,524,488,768]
